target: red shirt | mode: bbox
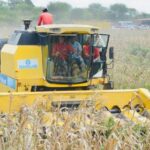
[37,12,53,25]
[52,43,74,60]
[83,45,100,59]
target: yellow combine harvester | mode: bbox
[0,21,149,120]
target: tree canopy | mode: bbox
[0,1,149,25]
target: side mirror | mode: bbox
[109,47,114,59]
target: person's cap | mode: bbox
[42,8,48,12]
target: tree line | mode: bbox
[0,0,150,25]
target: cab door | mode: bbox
[90,34,110,77]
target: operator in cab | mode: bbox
[83,36,100,66]
[52,37,75,61]
[37,8,53,26]
[70,36,85,71]
[52,36,75,76]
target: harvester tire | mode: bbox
[103,81,114,90]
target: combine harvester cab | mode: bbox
[0,20,150,123]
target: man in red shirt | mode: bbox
[83,37,100,66]
[52,37,75,61]
[52,37,75,76]
[37,8,53,26]
[83,45,100,61]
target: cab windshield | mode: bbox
[46,34,107,83]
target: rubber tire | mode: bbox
[103,81,114,90]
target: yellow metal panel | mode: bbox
[43,78,106,88]
[90,78,108,85]
[0,88,149,113]
[8,77,107,92]
[122,110,150,124]
[9,77,106,92]
[1,45,43,79]
[95,89,140,110]
[137,88,150,108]
[41,46,48,76]
[1,44,17,54]
[36,24,99,34]
[0,83,16,92]
[1,45,17,77]
[15,46,43,79]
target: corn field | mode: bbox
[105,29,150,90]
[0,27,150,149]
[0,104,150,150]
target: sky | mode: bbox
[31,0,150,13]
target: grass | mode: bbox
[101,29,150,90]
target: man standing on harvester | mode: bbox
[37,8,53,25]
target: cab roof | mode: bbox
[35,24,99,34]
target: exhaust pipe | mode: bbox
[23,20,32,30]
